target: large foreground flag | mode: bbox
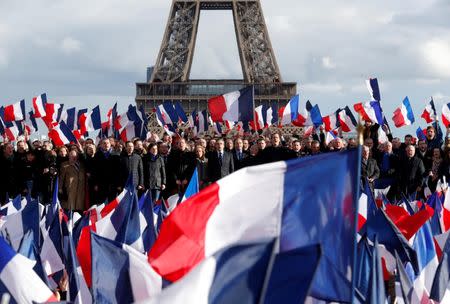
[152,241,274,304]
[3,100,25,122]
[208,86,254,123]
[149,149,360,302]
[91,233,162,303]
[392,96,415,128]
[0,237,57,303]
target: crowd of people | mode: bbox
[1,121,449,210]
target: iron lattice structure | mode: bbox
[136,0,297,133]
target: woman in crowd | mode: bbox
[143,143,166,201]
[59,150,86,211]
[194,144,209,189]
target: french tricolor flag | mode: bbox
[366,78,381,101]
[353,101,384,125]
[322,110,339,132]
[421,98,437,124]
[79,105,102,134]
[4,100,25,122]
[155,102,178,126]
[0,237,57,303]
[280,94,306,126]
[208,86,254,123]
[338,106,357,132]
[249,105,265,131]
[42,103,64,128]
[442,103,450,128]
[32,93,47,118]
[392,96,415,128]
[48,121,77,146]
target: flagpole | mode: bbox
[351,114,363,304]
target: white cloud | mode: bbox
[422,38,450,78]
[321,56,336,69]
[302,82,343,93]
[61,37,81,54]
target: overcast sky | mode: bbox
[1,0,449,136]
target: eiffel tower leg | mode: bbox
[152,1,200,82]
[233,1,282,83]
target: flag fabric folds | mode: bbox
[149,149,359,302]
[366,78,381,101]
[0,237,57,303]
[3,100,25,122]
[208,86,254,123]
[91,233,162,303]
[421,98,437,123]
[151,241,274,304]
[392,96,415,128]
[353,101,384,125]
[48,121,77,146]
[442,103,450,128]
[32,93,47,118]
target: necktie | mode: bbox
[219,152,223,166]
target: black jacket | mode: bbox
[167,149,196,182]
[361,158,380,189]
[208,151,235,182]
[120,153,144,187]
[93,150,121,189]
[143,154,166,190]
[397,156,426,195]
[232,149,249,171]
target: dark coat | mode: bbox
[0,154,16,203]
[397,156,426,195]
[143,154,166,190]
[260,146,291,164]
[208,151,235,182]
[167,149,196,182]
[232,149,249,170]
[92,150,121,202]
[196,158,209,189]
[120,153,144,187]
[361,158,380,190]
[416,150,432,172]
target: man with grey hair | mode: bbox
[361,145,379,191]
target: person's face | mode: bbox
[102,140,111,151]
[419,141,428,152]
[216,141,225,151]
[250,144,259,156]
[364,138,373,149]
[126,143,134,154]
[427,128,435,140]
[195,146,204,159]
[392,138,401,149]
[235,139,243,150]
[334,139,343,149]
[69,151,78,162]
[405,136,412,145]
[86,145,95,156]
[209,140,216,150]
[348,139,357,149]
[385,142,393,153]
[59,148,68,157]
[433,149,441,159]
[135,141,144,151]
[406,146,415,158]
[149,145,158,155]
[243,140,249,150]
[26,153,35,162]
[159,144,168,155]
[33,141,42,149]
[200,139,207,148]
[179,139,187,151]
[293,142,301,152]
[272,134,280,146]
[163,135,171,144]
[362,147,369,160]
[4,144,13,156]
[226,139,234,150]
[257,140,266,150]
[17,141,26,152]
[311,142,320,153]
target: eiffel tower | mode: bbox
[136,0,297,128]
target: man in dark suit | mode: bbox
[397,145,426,198]
[361,145,380,192]
[93,138,121,204]
[119,141,144,191]
[232,138,249,170]
[208,139,234,182]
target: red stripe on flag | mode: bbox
[392,108,406,128]
[148,183,221,282]
[208,96,227,122]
